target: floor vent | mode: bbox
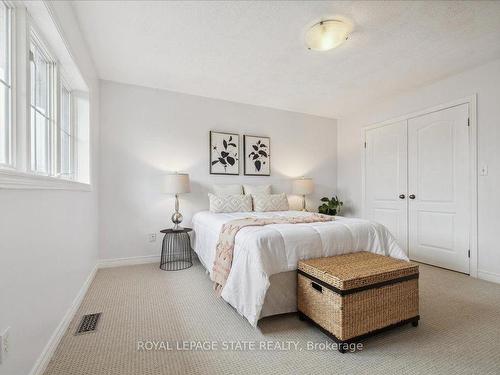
[75,313,102,335]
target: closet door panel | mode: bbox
[407,104,470,273]
[364,121,408,253]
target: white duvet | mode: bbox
[192,210,408,327]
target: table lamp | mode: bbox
[162,173,191,231]
[293,177,314,211]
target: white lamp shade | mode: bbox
[293,178,314,195]
[162,173,191,194]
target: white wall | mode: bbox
[99,80,337,261]
[0,2,99,375]
[337,58,500,283]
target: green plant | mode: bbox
[318,195,343,216]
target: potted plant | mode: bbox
[318,195,343,216]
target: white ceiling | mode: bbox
[71,1,500,119]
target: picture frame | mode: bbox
[209,131,240,175]
[243,135,271,176]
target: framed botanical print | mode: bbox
[244,135,270,176]
[209,131,239,175]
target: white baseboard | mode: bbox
[98,255,160,268]
[29,264,98,375]
[478,270,500,284]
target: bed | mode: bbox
[192,210,408,327]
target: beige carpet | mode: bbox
[44,259,500,375]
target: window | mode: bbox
[0,3,91,190]
[0,0,12,167]
[29,31,55,175]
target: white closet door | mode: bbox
[365,121,408,253]
[407,104,470,273]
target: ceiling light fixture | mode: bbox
[305,20,351,51]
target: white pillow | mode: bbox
[212,184,243,195]
[252,193,289,212]
[208,193,252,213]
[243,184,271,195]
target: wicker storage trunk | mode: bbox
[297,252,419,352]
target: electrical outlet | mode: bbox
[148,233,157,243]
[0,327,10,364]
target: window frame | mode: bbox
[0,0,13,168]
[57,78,77,180]
[28,25,57,176]
[0,3,91,191]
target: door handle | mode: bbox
[409,194,416,200]
[399,194,405,199]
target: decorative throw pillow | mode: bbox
[252,193,289,212]
[243,184,272,195]
[212,184,243,195]
[208,193,252,213]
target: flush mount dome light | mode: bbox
[305,20,350,51]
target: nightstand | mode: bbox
[159,228,193,271]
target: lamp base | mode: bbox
[301,195,308,212]
[172,223,184,231]
[171,211,183,231]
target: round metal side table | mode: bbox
[160,228,193,271]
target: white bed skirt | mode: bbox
[260,271,297,318]
[196,254,297,320]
